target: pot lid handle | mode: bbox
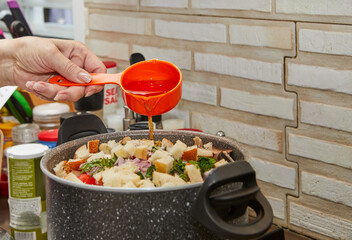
[191,160,273,239]
[56,112,108,145]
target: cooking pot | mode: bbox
[41,130,273,239]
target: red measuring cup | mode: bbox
[49,59,182,116]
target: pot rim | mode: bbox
[40,130,249,193]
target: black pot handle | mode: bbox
[192,161,273,239]
[56,113,108,145]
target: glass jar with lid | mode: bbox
[33,103,70,130]
[11,123,40,145]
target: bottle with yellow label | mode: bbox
[6,144,49,240]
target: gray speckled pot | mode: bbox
[41,130,252,240]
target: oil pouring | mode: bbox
[7,144,49,240]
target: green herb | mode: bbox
[151,145,160,152]
[170,159,188,182]
[190,157,216,175]
[80,154,117,174]
[136,171,144,179]
[145,165,156,179]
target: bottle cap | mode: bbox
[38,128,59,142]
[7,143,49,159]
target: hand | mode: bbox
[0,36,106,101]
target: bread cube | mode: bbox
[197,148,213,157]
[155,157,174,173]
[53,160,69,178]
[111,145,129,158]
[162,138,174,151]
[67,158,86,171]
[185,164,203,183]
[169,140,187,160]
[99,143,111,154]
[88,140,99,153]
[182,145,198,161]
[214,159,228,168]
[124,141,136,157]
[87,151,106,162]
[135,146,148,160]
[64,172,83,184]
[149,149,172,164]
[137,179,155,188]
[74,144,90,159]
[152,171,186,187]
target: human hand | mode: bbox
[0,36,105,101]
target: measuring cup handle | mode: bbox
[49,73,121,86]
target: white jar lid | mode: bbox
[33,103,70,116]
[7,143,49,159]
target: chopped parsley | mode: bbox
[145,165,156,179]
[151,145,160,152]
[189,157,216,175]
[136,171,144,179]
[80,154,117,175]
[170,159,188,182]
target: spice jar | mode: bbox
[7,143,49,240]
[33,103,70,130]
[11,123,40,145]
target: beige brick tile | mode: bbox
[191,0,272,12]
[302,171,352,207]
[155,20,226,43]
[89,14,152,35]
[192,113,283,151]
[182,82,217,106]
[288,133,352,169]
[195,53,282,84]
[276,0,352,17]
[132,45,191,70]
[289,202,352,239]
[287,63,352,95]
[249,157,296,189]
[267,197,285,220]
[299,28,352,56]
[86,0,138,5]
[86,39,129,60]
[301,101,352,132]
[220,88,295,120]
[229,23,294,49]
[141,0,188,8]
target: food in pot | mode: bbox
[53,136,234,188]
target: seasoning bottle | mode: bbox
[11,123,40,146]
[7,143,49,240]
[33,103,70,130]
[102,61,119,124]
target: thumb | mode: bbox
[48,50,92,83]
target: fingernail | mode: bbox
[33,83,46,93]
[85,90,95,97]
[78,72,92,83]
[25,81,34,89]
[54,93,67,101]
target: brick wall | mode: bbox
[84,1,352,239]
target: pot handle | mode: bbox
[191,161,273,239]
[57,113,108,145]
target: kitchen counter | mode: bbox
[0,194,312,240]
